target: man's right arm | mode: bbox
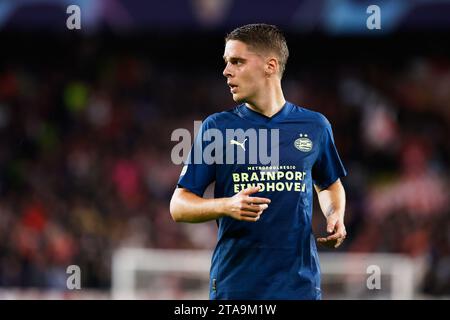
[170,186,271,223]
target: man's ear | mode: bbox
[265,57,278,77]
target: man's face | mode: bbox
[223,40,267,103]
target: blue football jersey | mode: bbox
[177,102,347,300]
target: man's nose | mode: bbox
[223,64,232,78]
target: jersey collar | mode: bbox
[238,101,293,124]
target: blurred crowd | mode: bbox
[0,35,448,296]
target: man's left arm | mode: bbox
[314,178,346,248]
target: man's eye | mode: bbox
[224,60,242,66]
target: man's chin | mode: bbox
[232,94,246,103]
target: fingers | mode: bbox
[327,216,338,233]
[239,199,268,221]
[323,227,346,242]
[317,222,347,248]
[240,186,261,195]
[239,208,263,217]
[238,187,271,204]
[241,216,260,222]
[240,210,263,222]
[335,237,345,248]
[245,196,271,205]
[241,203,268,213]
[316,237,345,248]
[240,206,266,218]
[322,232,343,242]
[240,186,271,202]
[231,186,271,222]
[334,221,347,240]
[317,235,346,248]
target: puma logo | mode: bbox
[230,138,247,151]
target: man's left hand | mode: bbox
[317,214,347,248]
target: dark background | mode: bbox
[0,0,449,298]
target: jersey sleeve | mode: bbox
[312,119,347,189]
[177,116,217,197]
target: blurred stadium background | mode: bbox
[0,0,449,299]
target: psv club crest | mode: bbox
[294,134,313,152]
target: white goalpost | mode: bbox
[111,248,211,299]
[111,248,427,300]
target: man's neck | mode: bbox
[245,86,286,118]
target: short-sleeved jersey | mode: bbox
[177,102,347,300]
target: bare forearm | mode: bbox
[170,186,271,223]
[315,179,347,248]
[170,188,225,223]
[315,179,346,221]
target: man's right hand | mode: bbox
[221,186,271,222]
